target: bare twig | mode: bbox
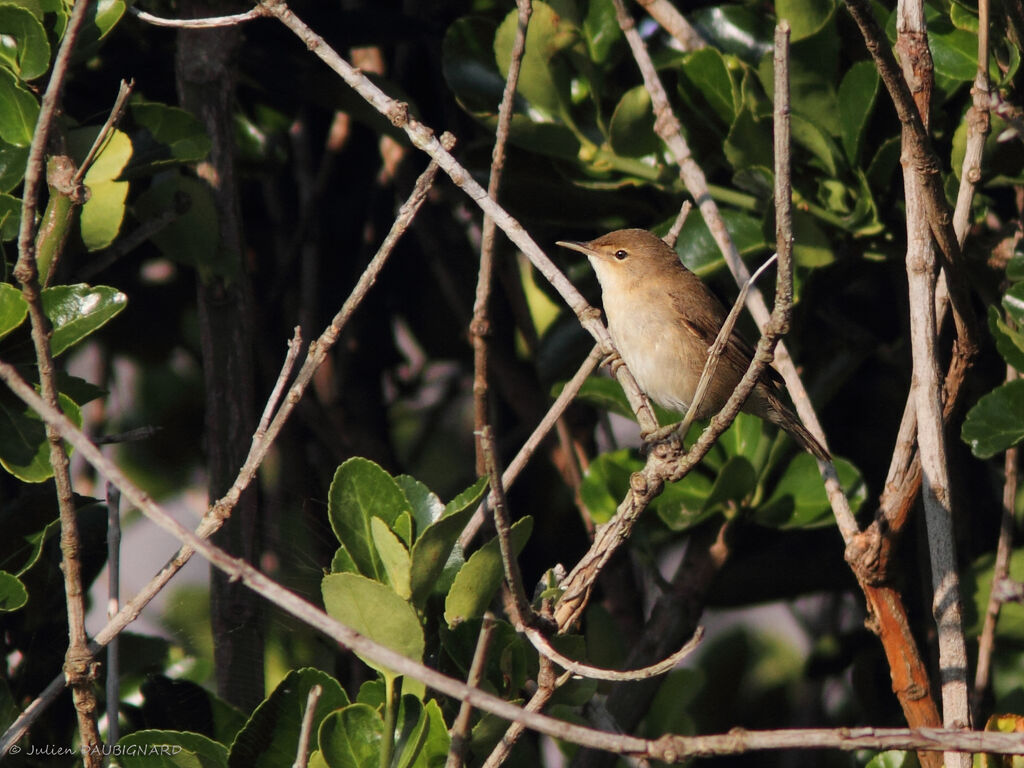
[895,3,970,759]
[973,365,1018,720]
[460,344,603,548]
[662,200,692,249]
[292,684,322,768]
[472,0,532,475]
[13,0,103,761]
[677,253,778,439]
[446,614,497,768]
[633,0,705,51]
[479,426,533,625]
[523,625,703,681]
[3,359,1024,762]
[92,425,162,445]
[105,482,121,745]
[74,79,134,186]
[130,5,268,28]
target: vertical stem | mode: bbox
[471,0,532,474]
[896,3,971,764]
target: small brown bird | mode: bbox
[558,228,830,461]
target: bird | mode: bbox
[557,228,830,461]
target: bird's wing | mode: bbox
[673,280,786,391]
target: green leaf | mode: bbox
[682,47,737,124]
[754,453,866,528]
[701,455,756,511]
[227,668,349,768]
[392,695,427,768]
[73,127,132,251]
[442,17,505,115]
[689,6,773,64]
[776,0,835,41]
[929,16,978,81]
[837,60,879,164]
[608,85,657,158]
[444,516,532,627]
[1004,282,1024,325]
[130,101,212,168]
[409,494,477,607]
[962,379,1024,458]
[0,282,27,339]
[0,390,81,482]
[582,0,619,64]
[494,1,576,119]
[792,211,835,267]
[0,66,39,146]
[0,570,27,612]
[410,700,451,768]
[318,704,384,768]
[74,0,125,57]
[321,572,425,681]
[675,207,767,276]
[963,548,1024,639]
[791,113,839,176]
[117,730,227,768]
[0,140,28,192]
[0,190,21,239]
[370,516,411,599]
[579,448,718,530]
[0,4,50,80]
[135,171,226,279]
[42,284,127,356]
[395,474,443,542]
[327,457,413,581]
[330,543,359,574]
[724,109,773,172]
[443,475,488,519]
[988,306,1024,370]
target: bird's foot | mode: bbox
[641,421,685,453]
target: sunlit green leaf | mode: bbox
[0,66,39,147]
[0,4,50,80]
[962,379,1024,458]
[42,284,127,356]
[444,517,531,627]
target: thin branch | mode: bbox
[13,0,103,761]
[105,482,121,745]
[895,2,971,757]
[481,656,567,768]
[676,253,778,439]
[523,625,703,681]
[256,326,302,437]
[974,364,1018,720]
[130,5,267,28]
[4,359,1024,762]
[479,426,534,626]
[92,425,162,445]
[662,200,692,249]
[446,614,497,768]
[633,0,705,51]
[292,684,322,768]
[472,0,532,475]
[73,79,134,186]
[460,344,603,548]
[841,0,977,354]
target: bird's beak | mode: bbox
[556,240,595,257]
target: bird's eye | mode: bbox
[614,249,628,260]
